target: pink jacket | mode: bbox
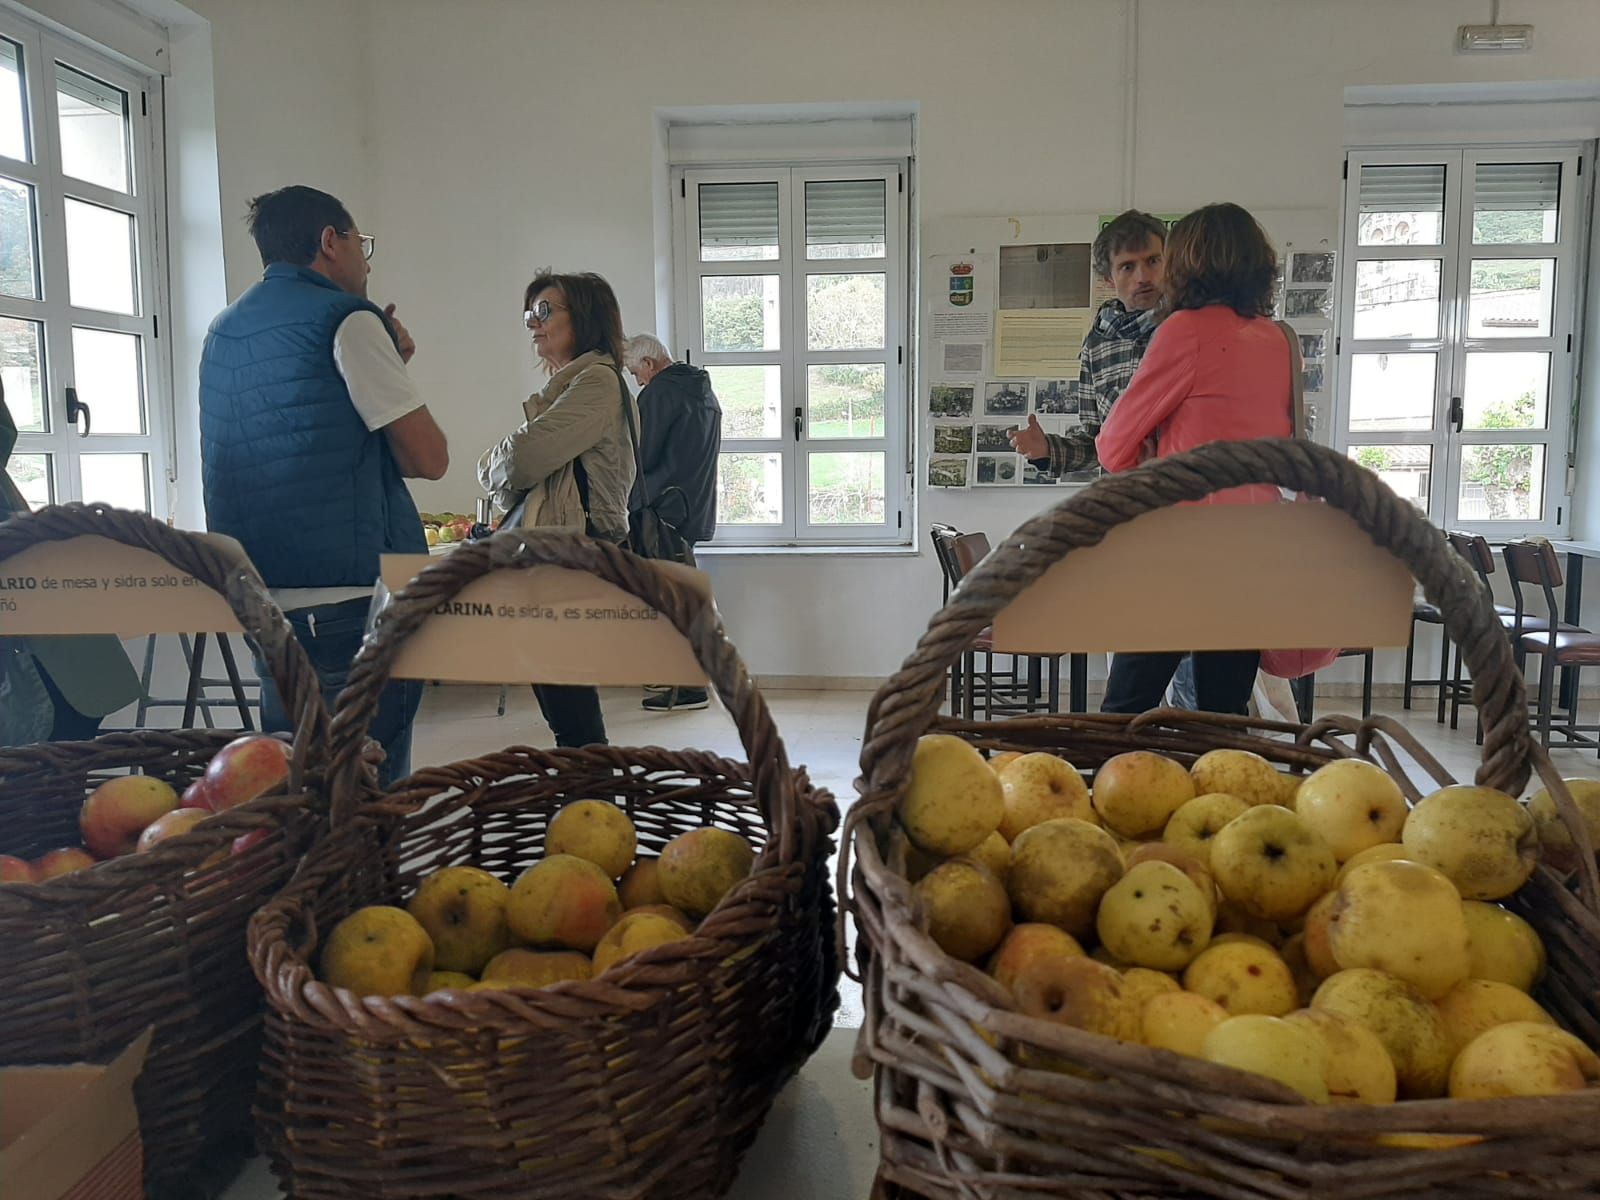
[1095,305,1292,505]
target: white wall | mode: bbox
[154,0,1600,681]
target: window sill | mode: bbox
[696,542,919,558]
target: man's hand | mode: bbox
[1008,414,1049,460]
[384,303,416,363]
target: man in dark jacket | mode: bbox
[623,334,721,712]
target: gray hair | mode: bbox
[623,333,673,371]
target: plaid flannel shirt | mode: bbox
[1040,300,1159,476]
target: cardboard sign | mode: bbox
[0,535,244,636]
[379,554,712,687]
[992,503,1414,654]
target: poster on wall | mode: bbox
[928,383,975,419]
[995,310,1091,377]
[1281,241,1336,408]
[995,242,1093,377]
[932,423,974,455]
[1034,378,1077,416]
[974,454,1022,486]
[926,252,995,339]
[928,457,970,488]
[982,381,1030,417]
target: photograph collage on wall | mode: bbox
[926,375,1101,488]
[1281,246,1336,435]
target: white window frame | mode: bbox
[672,160,910,547]
[1335,144,1588,538]
[1,7,172,519]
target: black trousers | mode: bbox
[532,684,608,748]
[1101,650,1260,716]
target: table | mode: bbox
[1544,540,1600,712]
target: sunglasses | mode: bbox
[523,299,569,328]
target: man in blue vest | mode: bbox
[200,186,448,784]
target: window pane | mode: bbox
[699,182,778,262]
[65,198,137,313]
[701,275,778,352]
[808,451,884,525]
[1348,353,1435,432]
[705,364,781,438]
[1459,444,1545,522]
[1357,164,1445,246]
[1473,162,1559,245]
[6,451,50,508]
[79,452,149,512]
[55,64,129,193]
[0,39,26,162]
[1464,353,1549,431]
[0,176,39,299]
[0,316,46,432]
[805,179,886,259]
[1468,259,1554,339]
[806,272,885,351]
[71,327,143,433]
[1349,444,1431,513]
[807,364,884,438]
[716,452,782,525]
[1353,259,1441,339]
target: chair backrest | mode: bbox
[1504,539,1563,633]
[929,523,963,601]
[1447,530,1495,580]
[950,532,992,582]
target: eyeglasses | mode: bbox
[342,231,375,261]
[524,299,569,328]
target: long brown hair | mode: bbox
[523,270,626,364]
[1161,203,1278,319]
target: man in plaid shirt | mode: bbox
[1010,211,1167,474]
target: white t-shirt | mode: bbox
[271,310,426,613]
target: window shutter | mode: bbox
[697,182,779,250]
[804,179,886,253]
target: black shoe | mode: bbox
[641,687,710,712]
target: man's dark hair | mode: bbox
[1161,203,1279,320]
[1092,209,1168,281]
[523,271,626,364]
[246,186,353,268]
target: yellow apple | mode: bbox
[1092,751,1195,838]
[1119,967,1181,1033]
[1449,1022,1600,1100]
[1202,1015,1330,1103]
[320,905,435,997]
[1190,749,1282,807]
[900,734,1004,856]
[1010,954,1129,1040]
[658,827,755,916]
[1293,760,1408,862]
[1279,934,1322,1007]
[1209,806,1336,922]
[1299,891,1340,980]
[1284,1008,1397,1104]
[1212,903,1283,946]
[1124,842,1217,911]
[1435,979,1554,1056]
[80,774,179,859]
[962,830,1012,883]
[988,751,1023,774]
[1182,942,1297,1016]
[1328,860,1470,999]
[1526,778,1600,873]
[1006,818,1124,938]
[626,903,694,932]
[1096,861,1214,971]
[423,970,477,993]
[1401,785,1537,901]
[987,923,1084,995]
[618,857,666,909]
[1312,968,1452,1099]
[480,947,593,987]
[406,865,512,974]
[1141,991,1227,1056]
[1461,901,1546,992]
[1333,842,1418,887]
[1162,793,1250,870]
[507,854,621,951]
[915,860,1011,962]
[1273,771,1304,810]
[592,911,691,974]
[998,753,1093,842]
[546,799,638,880]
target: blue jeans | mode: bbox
[255,598,422,788]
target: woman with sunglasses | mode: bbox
[477,270,638,748]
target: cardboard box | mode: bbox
[0,1030,151,1200]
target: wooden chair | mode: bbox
[946,531,1061,720]
[1504,539,1600,752]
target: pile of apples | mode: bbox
[317,800,755,998]
[0,734,292,885]
[900,735,1600,1107]
[420,511,474,548]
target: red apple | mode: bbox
[231,829,270,857]
[0,855,35,883]
[81,775,180,858]
[136,808,212,853]
[35,847,96,880]
[181,779,216,810]
[203,735,292,812]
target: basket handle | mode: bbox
[0,503,329,777]
[323,530,820,863]
[853,437,1533,828]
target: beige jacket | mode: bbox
[477,351,638,540]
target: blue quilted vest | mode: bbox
[199,264,426,589]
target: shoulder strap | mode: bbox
[1275,320,1307,440]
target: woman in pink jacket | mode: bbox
[1094,202,1293,716]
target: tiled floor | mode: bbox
[223,683,1600,1200]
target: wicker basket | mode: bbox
[845,438,1600,1199]
[248,530,840,1199]
[0,503,329,1198]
